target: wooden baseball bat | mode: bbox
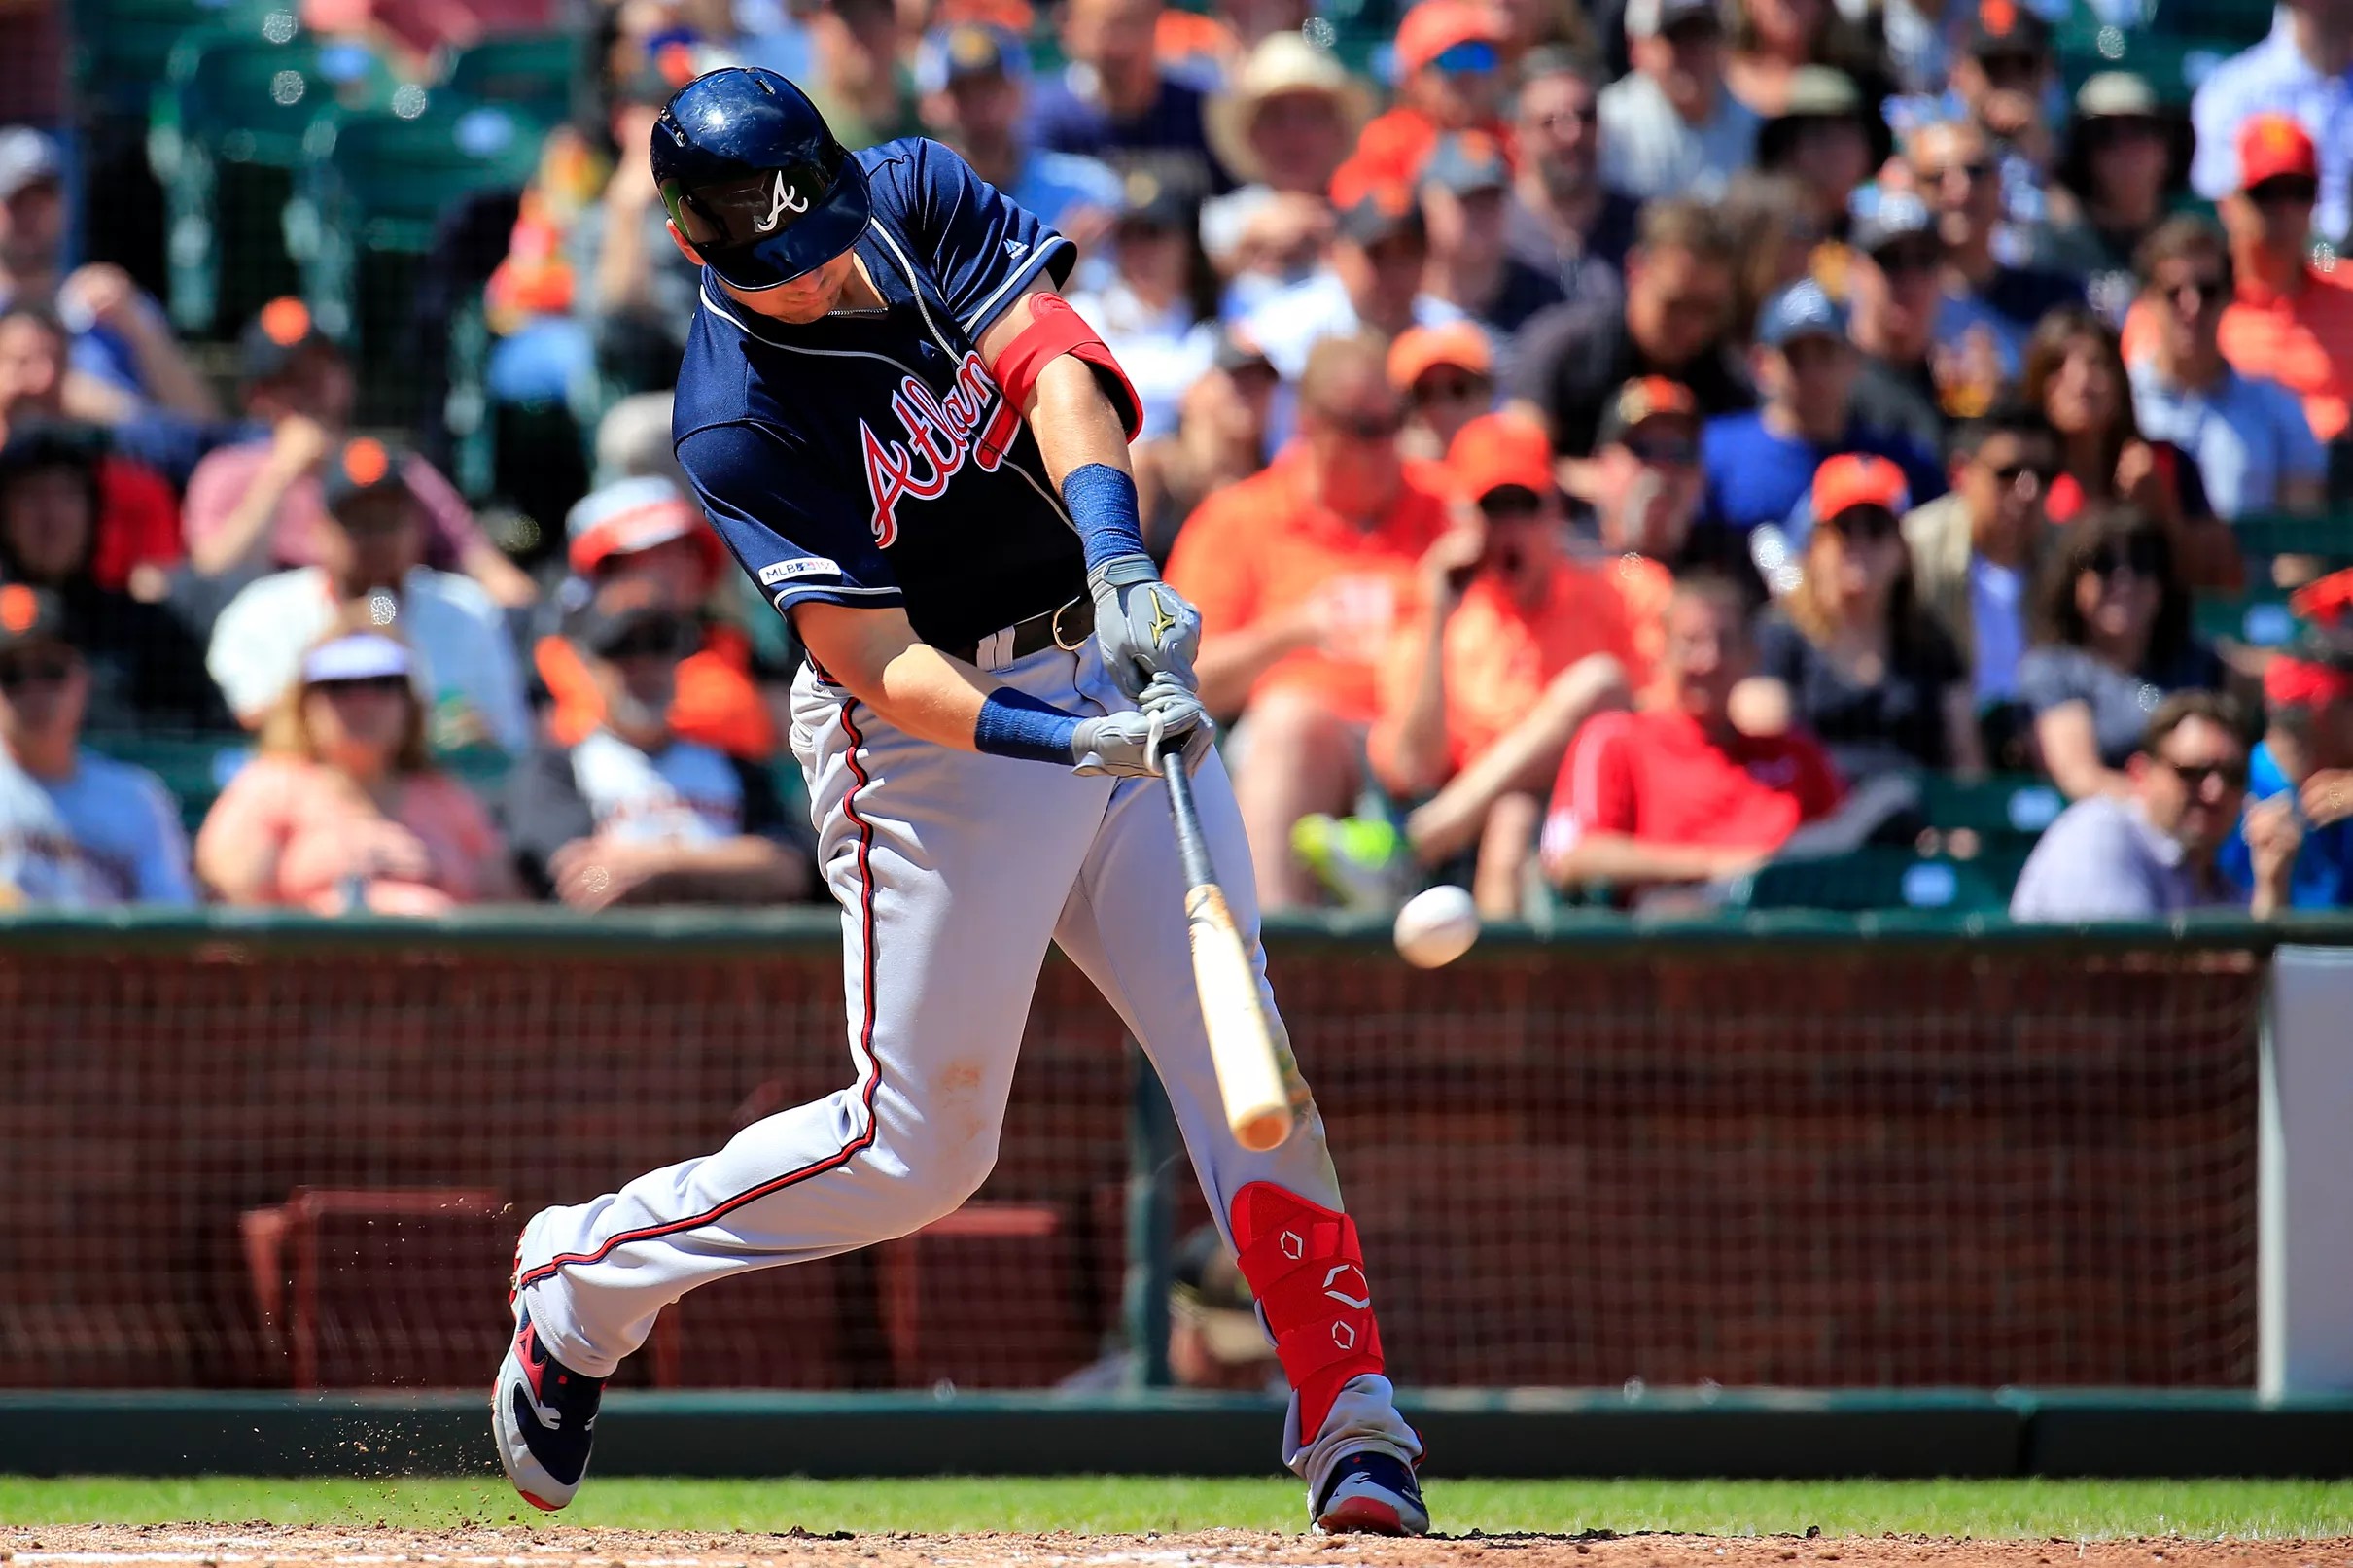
[1158,736,1294,1153]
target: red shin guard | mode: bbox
[1227,1183,1384,1443]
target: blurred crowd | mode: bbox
[4,0,2353,923]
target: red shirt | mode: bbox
[90,456,184,591]
[1542,708,1844,860]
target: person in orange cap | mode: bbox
[1753,452,1983,784]
[1292,409,1640,915]
[2216,113,2353,444]
[1349,0,1512,189]
[1388,320,1494,461]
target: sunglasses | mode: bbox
[2159,756,2248,792]
[2156,275,2228,310]
[1324,406,1405,441]
[1413,371,1488,405]
[313,675,410,698]
[1826,507,1900,540]
[1478,488,1547,519]
[600,625,697,661]
[1876,242,1942,276]
[1430,40,1498,74]
[2250,176,2319,207]
[1988,460,2057,485]
[1661,17,1722,44]
[1921,158,1995,186]
[1624,434,1697,466]
[2088,546,2164,579]
[0,654,73,693]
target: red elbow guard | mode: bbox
[1228,1182,1385,1445]
[987,293,1144,443]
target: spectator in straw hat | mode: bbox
[2047,73,2177,324]
[1350,0,1511,190]
[0,584,194,908]
[2219,642,2353,910]
[206,437,530,756]
[1203,31,1367,203]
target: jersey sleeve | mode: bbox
[678,421,906,619]
[900,140,1076,336]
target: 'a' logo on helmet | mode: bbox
[755,170,809,233]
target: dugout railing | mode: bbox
[6,908,2349,1410]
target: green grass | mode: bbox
[0,1479,2349,1539]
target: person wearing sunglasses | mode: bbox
[194,627,515,915]
[1241,183,1465,381]
[2017,505,2223,801]
[2215,115,2353,449]
[2125,216,2325,522]
[1419,130,1532,333]
[1503,51,1639,321]
[0,583,193,907]
[1347,0,1510,191]
[1166,332,1454,909]
[2216,647,2353,912]
[508,580,812,911]
[1702,279,1945,539]
[2188,0,2353,247]
[1388,321,1495,463]
[2011,690,2284,920]
[1567,376,1735,679]
[1900,398,2059,764]
[1027,0,1232,201]
[1295,411,1637,916]
[1905,119,2086,392]
[206,437,532,758]
[1598,0,1761,203]
[1754,454,1982,784]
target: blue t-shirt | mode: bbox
[2219,739,2353,909]
[0,749,193,907]
[1700,412,1947,535]
[673,138,1087,653]
[2128,362,2327,520]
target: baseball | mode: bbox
[1393,885,1480,969]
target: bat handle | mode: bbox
[1158,734,1217,891]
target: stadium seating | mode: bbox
[441,31,579,124]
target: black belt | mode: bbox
[944,597,1094,668]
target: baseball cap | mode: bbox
[2239,113,2319,192]
[1420,129,1510,196]
[300,632,414,686]
[1625,0,1721,38]
[239,296,340,387]
[1777,66,1861,121]
[0,128,60,203]
[1962,0,2049,57]
[1212,327,1276,378]
[1447,411,1553,504]
[319,436,413,516]
[565,579,700,659]
[1336,181,1424,246]
[0,583,69,659]
[914,21,1027,95]
[1848,185,1936,259]
[1811,452,1910,521]
[2265,650,2353,710]
[1387,321,1493,390]
[1114,168,1192,230]
[1594,375,1699,450]
[1393,0,1504,77]
[567,474,719,576]
[1756,278,1849,348]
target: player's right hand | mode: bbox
[1070,686,1212,778]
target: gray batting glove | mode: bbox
[1071,685,1213,778]
[1141,674,1215,775]
[1090,553,1202,702]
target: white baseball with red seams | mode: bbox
[512,636,1422,1505]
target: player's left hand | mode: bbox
[1091,561,1201,702]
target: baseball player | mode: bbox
[491,67,1426,1535]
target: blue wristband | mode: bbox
[974,687,1082,764]
[1062,463,1148,575]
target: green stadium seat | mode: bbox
[2228,513,2353,565]
[1731,845,2031,914]
[69,0,286,120]
[149,26,400,334]
[1917,773,2067,840]
[86,734,247,835]
[2194,590,2298,646]
[441,31,579,124]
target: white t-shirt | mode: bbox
[206,566,531,755]
[0,749,193,908]
[1968,554,2026,706]
[1239,271,1467,382]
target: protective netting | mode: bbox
[0,926,2261,1391]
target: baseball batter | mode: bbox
[491,66,1425,1535]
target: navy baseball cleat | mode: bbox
[1313,1449,1429,1536]
[491,1297,605,1511]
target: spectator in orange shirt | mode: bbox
[1390,320,1494,463]
[1541,572,1844,897]
[1296,412,1635,916]
[536,476,782,765]
[1165,332,1451,907]
[2217,114,2353,445]
[1350,0,1511,190]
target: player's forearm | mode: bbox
[1025,355,1134,490]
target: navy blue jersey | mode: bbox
[673,138,1085,651]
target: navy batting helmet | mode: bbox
[651,67,871,292]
